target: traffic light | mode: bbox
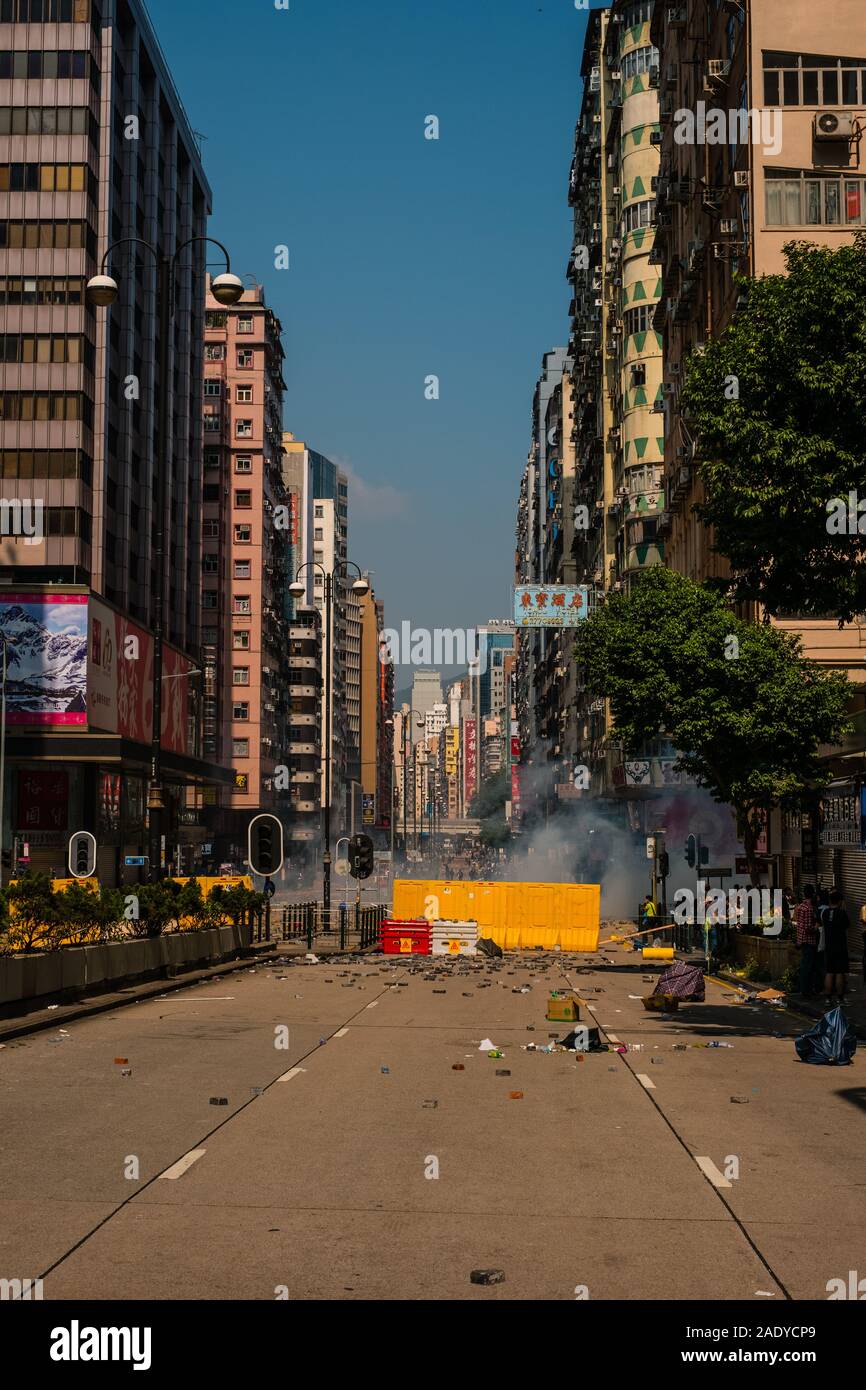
[684,834,697,868]
[349,833,375,880]
[658,850,670,878]
[699,843,709,866]
[248,814,284,877]
[68,831,97,879]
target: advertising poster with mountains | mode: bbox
[0,594,88,725]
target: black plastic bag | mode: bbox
[795,1006,857,1065]
[477,936,503,958]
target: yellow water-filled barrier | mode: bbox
[392,880,601,952]
[642,946,675,960]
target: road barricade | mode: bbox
[392,880,600,952]
[381,919,431,955]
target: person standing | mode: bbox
[823,889,851,1004]
[793,885,820,997]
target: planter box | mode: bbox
[0,926,254,1015]
[731,933,798,980]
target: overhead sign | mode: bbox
[514,585,590,628]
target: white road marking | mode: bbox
[159,1149,206,1180]
[636,1073,656,1090]
[335,1027,349,1037]
[695,1156,733,1189]
[277,1066,306,1083]
[366,1000,379,1009]
[606,1033,620,1043]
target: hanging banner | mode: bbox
[513,585,590,627]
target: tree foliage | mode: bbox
[574,568,852,879]
[680,234,866,621]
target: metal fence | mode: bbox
[248,901,388,951]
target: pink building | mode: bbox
[201,279,290,858]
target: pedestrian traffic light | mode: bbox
[349,833,375,880]
[248,814,284,878]
[658,850,670,878]
[68,831,97,879]
[684,834,697,868]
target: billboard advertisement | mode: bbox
[514,585,590,627]
[463,719,477,806]
[0,593,88,725]
[88,597,192,754]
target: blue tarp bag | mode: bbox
[795,1006,857,1065]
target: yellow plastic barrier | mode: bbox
[642,946,675,960]
[392,879,601,952]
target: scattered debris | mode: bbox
[422,1100,438,1109]
[470,1268,505,1286]
[508,1091,524,1100]
[495,1069,511,1076]
[210,1097,228,1106]
[730,1096,749,1104]
[479,1038,496,1052]
[452,1064,465,1071]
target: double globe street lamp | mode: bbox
[87,238,243,882]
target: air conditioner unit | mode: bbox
[670,362,681,376]
[667,6,687,26]
[612,185,621,195]
[610,239,621,253]
[650,130,663,146]
[719,218,738,234]
[610,70,621,81]
[814,111,855,140]
[593,114,602,124]
[713,244,727,260]
[708,59,731,80]
[662,383,676,395]
[733,170,750,187]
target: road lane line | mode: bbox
[159,1149,206,1181]
[335,1027,349,1037]
[636,1073,656,1090]
[366,1000,379,1009]
[696,1156,733,1189]
[277,1066,306,1082]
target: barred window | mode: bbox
[623,199,654,233]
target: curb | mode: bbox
[0,945,279,1044]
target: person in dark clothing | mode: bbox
[823,889,851,1004]
[815,886,830,993]
[793,885,820,997]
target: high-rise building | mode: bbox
[360,586,392,833]
[286,602,322,860]
[0,0,233,883]
[200,278,290,855]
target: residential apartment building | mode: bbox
[360,587,393,834]
[200,279,290,857]
[565,0,664,812]
[651,0,866,683]
[286,602,322,860]
[0,0,234,883]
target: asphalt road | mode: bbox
[0,946,863,1301]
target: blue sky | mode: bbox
[148,0,598,651]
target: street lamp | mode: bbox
[289,562,369,916]
[87,237,242,882]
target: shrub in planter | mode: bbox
[1,873,63,954]
[53,882,126,945]
[206,884,263,925]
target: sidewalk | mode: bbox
[713,967,866,1040]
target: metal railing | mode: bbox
[256,901,389,952]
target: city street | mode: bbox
[1,946,862,1301]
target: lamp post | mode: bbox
[289,562,369,916]
[87,238,243,883]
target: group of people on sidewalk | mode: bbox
[792,885,859,1004]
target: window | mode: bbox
[237,316,254,333]
[624,305,652,336]
[621,45,659,81]
[202,590,218,609]
[237,349,254,368]
[233,668,250,686]
[765,170,866,226]
[233,630,250,650]
[235,490,252,509]
[234,560,251,579]
[202,520,220,539]
[313,527,324,541]
[763,51,866,107]
[314,505,324,518]
[623,199,654,233]
[202,627,218,645]
[205,345,225,361]
[0,278,84,306]
[0,393,89,422]
[204,451,221,471]
[236,385,253,403]
[234,524,252,543]
[202,554,219,574]
[203,484,220,502]
[233,595,251,614]
[232,702,250,720]
[236,419,253,438]
[203,380,222,396]
[203,413,221,432]
[235,456,252,473]
[233,738,250,758]
[205,311,227,330]
[622,1,651,25]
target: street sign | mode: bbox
[335,857,351,876]
[124,856,146,867]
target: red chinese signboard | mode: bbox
[463,719,477,805]
[17,769,69,832]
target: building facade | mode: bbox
[0,0,235,883]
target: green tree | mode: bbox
[2,873,61,953]
[574,568,852,882]
[680,234,866,621]
[469,771,509,821]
